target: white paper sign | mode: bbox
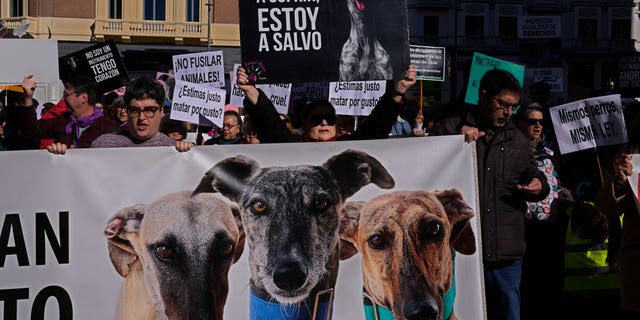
[170,80,226,127]
[229,64,291,114]
[255,83,292,115]
[172,51,225,88]
[628,154,640,200]
[0,39,60,84]
[328,81,386,116]
[229,64,246,108]
[550,94,627,154]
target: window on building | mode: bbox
[187,0,200,22]
[498,16,517,38]
[10,0,23,17]
[578,18,598,39]
[611,19,630,40]
[109,0,122,19]
[423,16,439,37]
[465,16,484,36]
[144,0,166,21]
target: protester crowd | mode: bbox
[0,67,638,320]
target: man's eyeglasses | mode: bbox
[307,114,337,126]
[492,97,518,111]
[526,118,544,126]
[222,123,238,129]
[126,106,160,118]
[62,91,79,98]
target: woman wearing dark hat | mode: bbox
[235,65,416,143]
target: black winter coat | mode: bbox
[433,111,550,263]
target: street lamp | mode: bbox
[206,0,213,51]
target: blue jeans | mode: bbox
[484,259,522,320]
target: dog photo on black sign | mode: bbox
[239,0,410,84]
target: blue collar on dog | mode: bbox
[249,289,334,320]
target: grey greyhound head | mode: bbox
[193,149,395,304]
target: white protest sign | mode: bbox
[255,83,292,115]
[328,81,386,116]
[628,154,640,200]
[171,80,226,127]
[550,94,627,154]
[172,51,225,88]
[0,39,59,84]
[228,64,291,114]
[229,64,245,108]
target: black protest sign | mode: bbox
[410,45,445,81]
[240,0,410,84]
[59,40,129,94]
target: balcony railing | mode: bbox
[95,19,207,40]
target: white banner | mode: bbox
[0,137,484,320]
[171,80,226,127]
[328,81,387,116]
[172,51,225,88]
[550,94,628,154]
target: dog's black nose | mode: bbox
[273,262,307,290]
[403,298,439,320]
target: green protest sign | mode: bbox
[464,52,525,105]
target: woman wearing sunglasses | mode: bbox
[515,102,569,320]
[235,65,416,143]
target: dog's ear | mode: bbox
[436,189,476,255]
[338,201,364,260]
[104,205,146,277]
[192,155,260,202]
[323,149,395,200]
[230,205,245,263]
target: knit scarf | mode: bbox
[65,107,103,147]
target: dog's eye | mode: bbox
[155,245,173,260]
[221,243,234,255]
[367,235,386,249]
[423,221,444,239]
[251,200,267,214]
[313,198,329,211]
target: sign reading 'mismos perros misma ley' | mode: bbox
[550,94,627,154]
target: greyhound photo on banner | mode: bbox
[0,137,485,320]
[239,0,410,83]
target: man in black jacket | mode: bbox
[432,69,550,320]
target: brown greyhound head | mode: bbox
[104,191,245,320]
[339,189,476,320]
[192,149,395,304]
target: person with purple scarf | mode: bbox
[5,74,118,154]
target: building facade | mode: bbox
[0,0,241,77]
[408,0,637,105]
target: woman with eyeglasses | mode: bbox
[235,65,416,143]
[515,102,568,320]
